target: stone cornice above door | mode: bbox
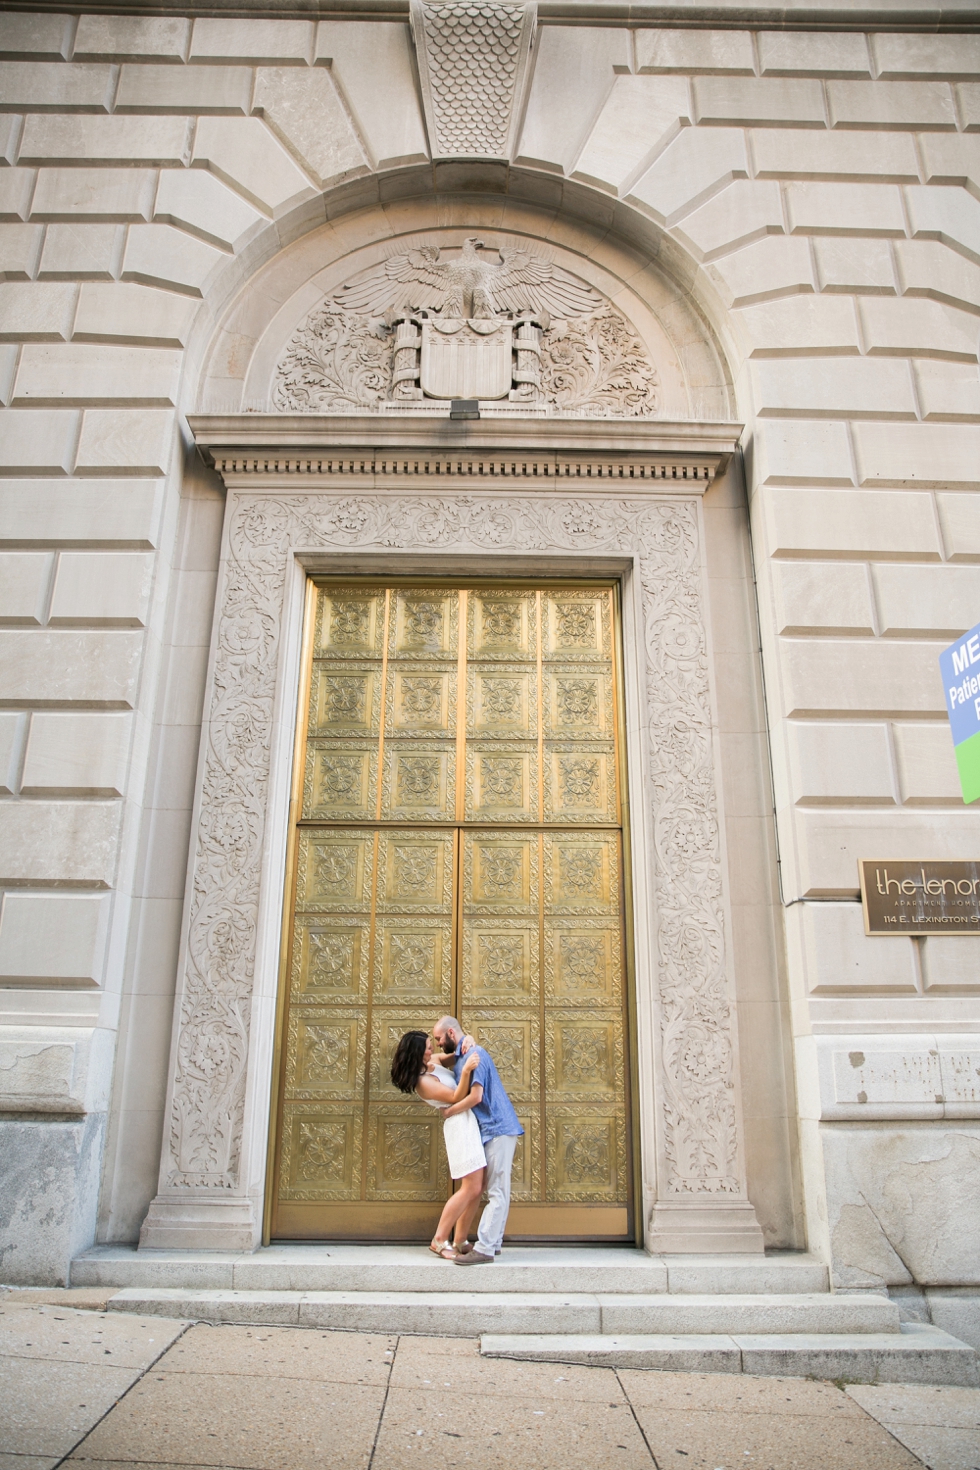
[189,414,742,491]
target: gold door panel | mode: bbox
[270,581,634,1242]
[387,666,456,736]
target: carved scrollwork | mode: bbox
[272,293,659,419]
[164,489,739,1204]
[540,311,659,418]
[271,308,390,413]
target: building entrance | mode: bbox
[269,580,635,1241]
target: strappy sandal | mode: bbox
[429,1240,456,1259]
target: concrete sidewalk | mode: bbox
[2,1290,979,1470]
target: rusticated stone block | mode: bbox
[828,78,957,130]
[764,487,940,557]
[21,712,132,795]
[122,223,224,295]
[73,14,191,63]
[73,282,196,348]
[0,282,75,341]
[116,63,251,116]
[635,28,754,74]
[854,422,980,487]
[38,223,119,280]
[75,408,175,476]
[750,420,853,486]
[48,550,154,626]
[189,16,314,65]
[629,127,747,225]
[814,237,897,295]
[753,357,916,419]
[0,11,72,61]
[0,549,51,624]
[693,75,825,126]
[315,21,430,171]
[13,343,182,407]
[0,890,110,976]
[758,30,871,78]
[0,479,162,548]
[0,407,77,473]
[785,181,906,236]
[800,902,916,992]
[871,31,980,80]
[31,168,155,223]
[19,115,191,167]
[772,561,874,635]
[787,721,895,805]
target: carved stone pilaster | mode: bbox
[410,0,537,160]
[142,418,763,1255]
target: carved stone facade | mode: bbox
[5,4,980,1302]
[140,425,763,1254]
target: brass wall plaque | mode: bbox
[860,860,980,935]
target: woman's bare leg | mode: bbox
[432,1194,461,1246]
[432,1171,484,1247]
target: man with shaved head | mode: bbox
[432,1015,524,1265]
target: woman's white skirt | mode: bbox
[444,1109,486,1179]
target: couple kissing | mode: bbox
[390,1016,523,1264]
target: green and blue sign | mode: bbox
[941,620,980,805]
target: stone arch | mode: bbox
[138,165,800,1255]
[178,168,744,425]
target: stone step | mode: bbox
[104,1288,896,1337]
[72,1245,829,1296]
[481,1323,980,1388]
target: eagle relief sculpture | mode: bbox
[273,237,659,417]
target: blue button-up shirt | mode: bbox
[453,1043,524,1145]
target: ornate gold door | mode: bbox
[268,581,635,1241]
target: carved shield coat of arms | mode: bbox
[273,236,662,417]
[420,318,513,400]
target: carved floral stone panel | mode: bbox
[161,488,741,1205]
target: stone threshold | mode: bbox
[72,1244,829,1295]
[102,1285,898,1337]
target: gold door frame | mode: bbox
[265,577,640,1243]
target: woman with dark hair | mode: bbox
[390,1029,485,1260]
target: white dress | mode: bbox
[423,1062,487,1180]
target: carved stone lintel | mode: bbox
[144,426,762,1253]
[410,0,537,160]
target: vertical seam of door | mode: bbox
[536,589,547,1202]
[360,587,392,1201]
[454,589,468,1029]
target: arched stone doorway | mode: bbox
[134,183,798,1256]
